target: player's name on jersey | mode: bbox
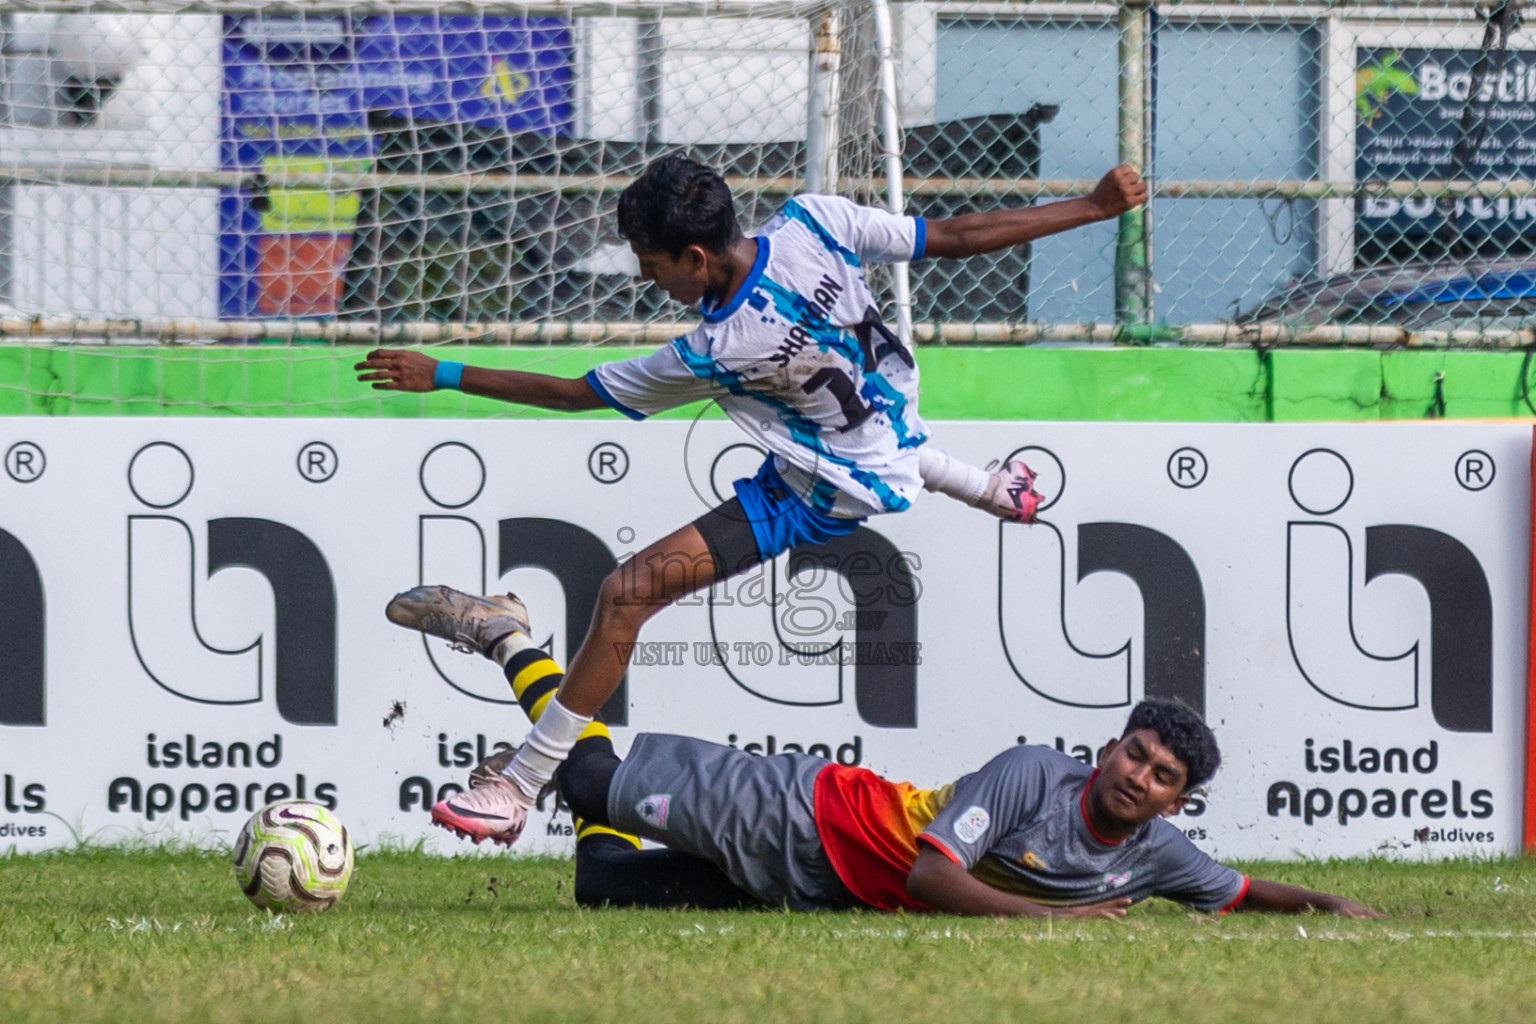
[768,272,847,367]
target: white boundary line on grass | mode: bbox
[653,924,1536,944]
[93,920,1536,941]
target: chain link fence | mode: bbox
[0,1,1532,345]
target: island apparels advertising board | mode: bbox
[220,15,572,318]
[0,419,1528,860]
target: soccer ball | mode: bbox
[233,800,354,913]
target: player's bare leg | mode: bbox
[556,521,718,715]
[398,523,720,845]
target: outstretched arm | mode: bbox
[355,348,606,412]
[906,845,1130,919]
[1234,878,1383,918]
[921,165,1148,259]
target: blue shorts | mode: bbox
[732,459,864,564]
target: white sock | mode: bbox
[918,446,991,506]
[501,698,592,801]
[492,631,534,667]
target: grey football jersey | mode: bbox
[921,745,1246,912]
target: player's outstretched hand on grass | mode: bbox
[1329,898,1385,919]
[1237,879,1384,917]
[1052,897,1132,920]
[356,348,437,392]
[1085,165,1149,220]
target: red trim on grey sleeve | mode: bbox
[1219,876,1252,915]
[917,834,964,867]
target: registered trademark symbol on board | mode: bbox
[1455,450,1494,492]
[4,441,44,483]
[297,441,338,483]
[1166,447,1208,489]
[588,442,629,484]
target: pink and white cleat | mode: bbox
[467,746,519,789]
[430,775,531,847]
[976,459,1043,523]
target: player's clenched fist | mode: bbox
[1085,165,1149,220]
[355,348,437,392]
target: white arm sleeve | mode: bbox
[586,334,721,419]
[778,193,925,264]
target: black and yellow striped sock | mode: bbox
[504,646,562,724]
[503,648,639,850]
[573,816,642,848]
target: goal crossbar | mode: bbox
[0,0,1501,11]
[0,318,1525,349]
[6,166,1536,201]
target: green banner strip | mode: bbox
[0,345,1530,422]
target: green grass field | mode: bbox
[3,848,1535,1024]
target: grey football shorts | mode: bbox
[607,733,858,911]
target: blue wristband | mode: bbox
[433,360,465,390]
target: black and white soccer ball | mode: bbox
[233,800,354,913]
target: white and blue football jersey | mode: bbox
[587,194,930,519]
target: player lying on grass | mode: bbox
[359,152,1149,847]
[391,588,1381,918]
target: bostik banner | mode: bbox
[0,419,1527,859]
[1356,47,1536,245]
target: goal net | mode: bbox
[0,0,1530,362]
[0,2,911,344]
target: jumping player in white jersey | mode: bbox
[356,152,1149,845]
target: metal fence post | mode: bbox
[1116,0,1151,325]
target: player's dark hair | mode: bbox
[616,152,743,258]
[1123,698,1221,791]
